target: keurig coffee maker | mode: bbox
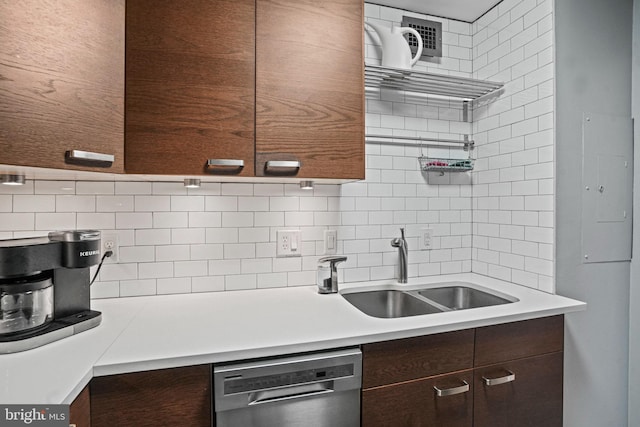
[0,230,103,353]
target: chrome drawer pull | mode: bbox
[265,160,301,170]
[434,380,469,397]
[483,370,515,386]
[65,150,114,165]
[207,159,244,168]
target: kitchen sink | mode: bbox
[342,283,517,318]
[342,290,443,318]
[417,286,513,310]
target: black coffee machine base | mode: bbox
[0,310,102,354]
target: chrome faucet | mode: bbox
[317,256,347,294]
[391,228,408,283]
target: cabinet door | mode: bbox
[474,352,563,427]
[126,0,255,176]
[256,0,364,179]
[0,0,124,173]
[362,370,473,427]
[90,365,211,427]
[69,385,91,427]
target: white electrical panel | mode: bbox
[581,112,633,263]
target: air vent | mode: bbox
[401,16,442,59]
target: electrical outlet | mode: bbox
[102,232,119,262]
[323,229,337,255]
[418,228,433,250]
[276,230,302,257]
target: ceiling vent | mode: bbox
[401,16,442,59]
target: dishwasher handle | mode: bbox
[248,381,334,406]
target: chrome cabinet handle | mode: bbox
[265,160,301,171]
[65,150,114,165]
[483,370,515,386]
[207,159,244,168]
[434,380,469,397]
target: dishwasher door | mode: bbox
[213,348,362,427]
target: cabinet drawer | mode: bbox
[362,329,474,388]
[475,315,564,367]
[362,369,473,427]
[474,352,563,427]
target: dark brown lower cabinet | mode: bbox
[90,365,211,427]
[362,370,474,427]
[69,385,91,427]
[474,352,563,427]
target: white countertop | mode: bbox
[0,273,586,405]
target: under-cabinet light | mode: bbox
[0,174,26,186]
[184,178,201,188]
[299,181,314,190]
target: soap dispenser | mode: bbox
[317,256,348,294]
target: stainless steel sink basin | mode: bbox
[342,290,443,318]
[417,286,513,310]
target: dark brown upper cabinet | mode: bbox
[0,0,125,173]
[125,0,256,177]
[255,0,365,179]
[126,0,364,180]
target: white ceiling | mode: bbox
[371,0,502,23]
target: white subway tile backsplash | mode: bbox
[36,213,75,230]
[135,196,170,212]
[120,279,156,297]
[14,195,55,212]
[157,278,191,295]
[175,261,208,277]
[76,181,114,195]
[156,245,190,262]
[154,212,188,229]
[56,195,95,212]
[139,262,173,279]
[192,276,225,293]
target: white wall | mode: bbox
[555,0,633,426]
[629,0,640,425]
[471,0,555,292]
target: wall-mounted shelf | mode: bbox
[365,64,504,101]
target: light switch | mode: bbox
[324,229,337,255]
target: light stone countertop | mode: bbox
[0,273,586,405]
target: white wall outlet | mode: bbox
[323,229,337,255]
[276,230,302,257]
[418,228,433,250]
[102,232,119,262]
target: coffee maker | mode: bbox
[0,230,103,353]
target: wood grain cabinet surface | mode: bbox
[125,0,255,177]
[362,329,475,427]
[69,385,91,427]
[90,365,211,427]
[361,316,564,427]
[256,0,365,179]
[0,0,125,173]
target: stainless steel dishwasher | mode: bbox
[213,348,362,427]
